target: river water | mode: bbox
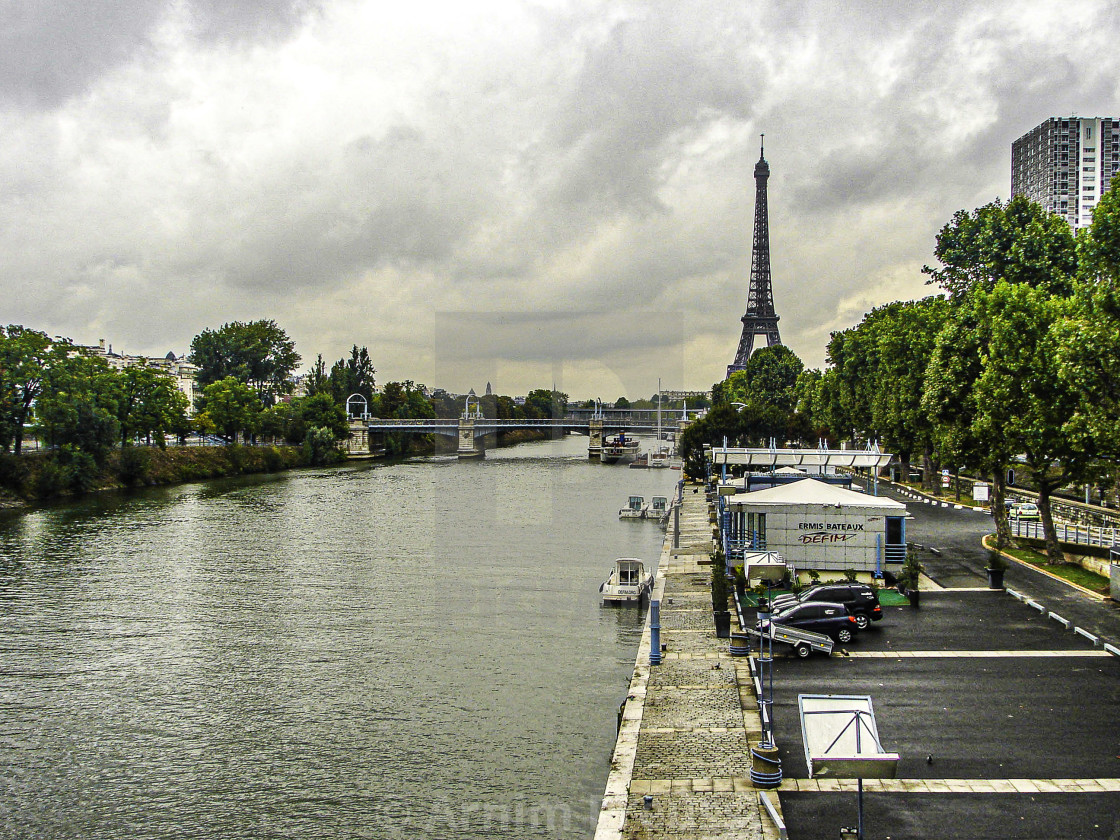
[0,435,678,839]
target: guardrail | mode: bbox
[363,417,665,430]
[1011,519,1120,549]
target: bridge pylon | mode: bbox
[458,417,485,459]
[588,418,603,459]
[346,419,372,458]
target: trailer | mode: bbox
[749,622,834,658]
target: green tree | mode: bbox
[827,298,949,478]
[188,320,300,405]
[922,195,1079,556]
[304,354,329,397]
[523,388,568,419]
[0,326,54,454]
[327,345,376,412]
[923,195,1077,300]
[258,401,301,443]
[971,282,1087,562]
[200,377,261,443]
[299,393,350,440]
[371,380,435,455]
[116,365,190,448]
[36,350,121,463]
[1056,181,1120,464]
[723,345,804,414]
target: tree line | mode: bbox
[684,182,1120,566]
[0,316,575,489]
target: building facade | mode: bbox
[77,339,200,414]
[1011,116,1120,229]
[724,479,908,575]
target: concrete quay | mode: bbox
[595,485,781,840]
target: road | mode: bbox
[771,479,1120,840]
[866,478,1120,646]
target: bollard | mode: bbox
[649,600,662,665]
[750,742,782,788]
[729,632,751,657]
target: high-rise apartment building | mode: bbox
[1011,116,1120,228]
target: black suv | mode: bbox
[769,582,882,629]
[760,601,859,644]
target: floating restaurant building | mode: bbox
[719,464,908,576]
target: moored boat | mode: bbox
[599,557,654,604]
[600,433,641,464]
[619,495,648,519]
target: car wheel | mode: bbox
[853,613,870,631]
[795,643,811,659]
[837,628,853,644]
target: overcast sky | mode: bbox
[1,0,1117,400]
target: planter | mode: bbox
[713,610,731,638]
[985,567,1005,590]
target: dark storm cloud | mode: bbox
[2,0,1119,395]
[0,0,319,109]
[0,1,162,108]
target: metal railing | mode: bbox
[1011,519,1119,548]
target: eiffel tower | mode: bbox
[727,136,782,377]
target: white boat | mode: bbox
[648,446,672,468]
[650,496,669,527]
[619,495,648,519]
[600,433,641,464]
[599,557,654,604]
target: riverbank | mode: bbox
[0,429,565,510]
[0,444,330,508]
[596,485,776,839]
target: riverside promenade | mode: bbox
[595,485,781,840]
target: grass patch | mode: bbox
[1002,544,1110,593]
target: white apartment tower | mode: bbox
[1011,116,1120,229]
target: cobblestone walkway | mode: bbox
[595,486,781,840]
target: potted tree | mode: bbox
[733,564,748,602]
[711,547,732,638]
[900,554,924,607]
[985,549,1009,589]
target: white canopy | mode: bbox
[726,478,906,511]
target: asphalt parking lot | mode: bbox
[767,590,1120,840]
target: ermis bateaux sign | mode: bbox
[797,522,864,544]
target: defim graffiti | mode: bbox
[797,521,864,545]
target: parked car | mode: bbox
[769,582,883,630]
[1009,502,1041,521]
[759,601,858,644]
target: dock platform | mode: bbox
[595,485,781,839]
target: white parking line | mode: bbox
[843,650,1112,658]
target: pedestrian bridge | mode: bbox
[345,414,696,459]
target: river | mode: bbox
[0,435,679,839]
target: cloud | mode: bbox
[1,0,1118,397]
